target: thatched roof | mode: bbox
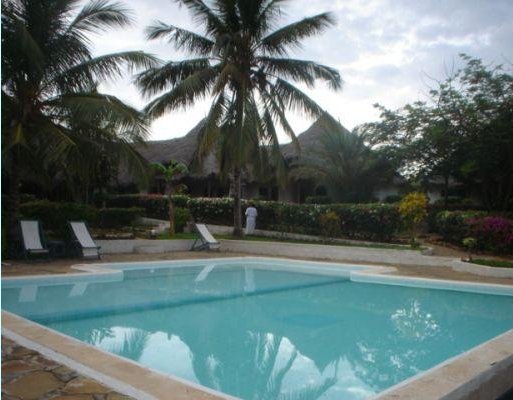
[281,116,350,160]
[118,116,349,185]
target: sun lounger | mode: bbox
[191,223,220,251]
[69,221,101,259]
[20,220,50,260]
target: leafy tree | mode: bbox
[292,122,394,202]
[1,0,158,247]
[364,55,513,210]
[137,0,342,236]
[151,161,188,235]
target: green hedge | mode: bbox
[107,195,402,241]
[19,200,143,232]
[97,207,144,229]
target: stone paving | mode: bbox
[1,337,133,400]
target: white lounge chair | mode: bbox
[69,221,101,259]
[20,220,50,259]
[191,223,220,251]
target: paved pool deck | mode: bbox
[3,251,513,285]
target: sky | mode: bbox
[87,0,513,142]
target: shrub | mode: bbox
[305,196,332,204]
[174,207,191,233]
[20,200,98,233]
[434,210,486,242]
[399,192,428,246]
[171,194,191,208]
[97,207,144,229]
[468,217,513,254]
[383,195,402,204]
[106,194,168,219]
[318,211,340,240]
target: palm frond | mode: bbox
[145,21,215,55]
[259,57,342,90]
[136,58,211,97]
[68,0,132,34]
[177,0,225,36]
[144,66,219,118]
[260,12,336,55]
[272,78,325,118]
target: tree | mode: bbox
[364,55,513,210]
[151,161,188,236]
[292,122,394,202]
[137,0,342,236]
[1,0,158,248]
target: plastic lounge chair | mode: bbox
[20,220,50,260]
[69,221,101,259]
[191,223,220,251]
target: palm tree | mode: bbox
[292,123,394,203]
[137,0,342,236]
[151,161,188,235]
[1,0,159,248]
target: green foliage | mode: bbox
[97,208,144,229]
[106,194,169,219]
[318,211,341,240]
[171,195,191,208]
[364,55,513,211]
[20,200,98,235]
[384,195,402,204]
[469,259,513,269]
[293,125,394,203]
[19,200,143,233]
[174,207,191,233]
[107,195,402,241]
[434,210,487,242]
[305,196,332,204]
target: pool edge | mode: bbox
[2,257,513,399]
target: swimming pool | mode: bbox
[2,258,513,399]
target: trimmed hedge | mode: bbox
[107,195,402,241]
[97,207,144,229]
[19,200,143,232]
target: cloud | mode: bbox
[81,0,513,140]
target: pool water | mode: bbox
[2,260,513,400]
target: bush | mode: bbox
[97,207,144,229]
[20,200,144,233]
[434,211,513,254]
[383,195,402,204]
[468,217,513,254]
[174,207,191,233]
[184,197,401,242]
[305,196,332,204]
[318,211,341,240]
[171,195,190,208]
[106,194,168,219]
[20,200,98,233]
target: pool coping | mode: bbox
[2,256,513,400]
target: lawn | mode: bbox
[469,258,513,269]
[213,234,417,251]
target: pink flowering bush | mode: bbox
[468,216,513,254]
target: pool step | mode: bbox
[133,245,166,254]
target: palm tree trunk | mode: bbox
[233,166,243,237]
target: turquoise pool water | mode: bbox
[2,259,513,400]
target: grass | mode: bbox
[469,258,513,269]
[215,234,416,251]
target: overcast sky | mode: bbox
[88,0,513,142]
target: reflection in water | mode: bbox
[4,265,513,400]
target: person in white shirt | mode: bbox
[245,203,258,235]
